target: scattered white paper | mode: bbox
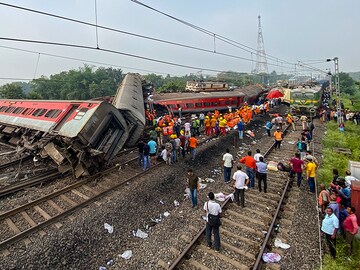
[104,223,113,234]
[120,250,133,260]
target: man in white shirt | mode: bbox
[253,149,263,162]
[345,169,359,187]
[232,165,249,207]
[203,192,222,252]
[160,146,167,163]
[222,148,234,183]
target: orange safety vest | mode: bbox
[167,126,173,135]
[162,127,168,136]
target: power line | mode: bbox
[0,2,329,76]
[0,45,180,76]
[131,0,295,67]
[0,1,293,69]
[0,36,303,75]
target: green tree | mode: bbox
[338,72,356,95]
[0,83,25,99]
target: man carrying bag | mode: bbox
[204,192,222,252]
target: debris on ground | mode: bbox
[274,238,290,249]
[119,250,133,260]
[133,229,148,239]
[262,252,281,263]
[104,223,114,234]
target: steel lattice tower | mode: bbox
[255,15,268,74]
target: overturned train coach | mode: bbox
[148,85,264,115]
[0,73,145,177]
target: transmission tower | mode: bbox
[255,15,268,74]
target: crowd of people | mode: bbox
[319,169,359,259]
[139,101,276,169]
[142,97,359,258]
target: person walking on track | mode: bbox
[222,148,234,183]
[204,192,222,252]
[256,157,268,193]
[273,127,283,150]
[232,165,249,207]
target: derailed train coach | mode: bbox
[0,73,145,177]
[112,73,146,147]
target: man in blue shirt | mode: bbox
[265,121,272,137]
[237,119,244,140]
[321,207,339,258]
[147,139,157,157]
[256,156,268,192]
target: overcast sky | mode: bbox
[0,0,359,85]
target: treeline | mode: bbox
[0,65,358,100]
[0,66,124,100]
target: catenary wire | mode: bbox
[130,0,296,66]
[0,45,181,76]
[0,1,295,69]
[0,36,310,74]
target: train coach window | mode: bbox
[168,104,177,109]
[22,108,34,115]
[225,100,231,105]
[204,102,210,107]
[32,108,47,117]
[74,108,88,120]
[186,103,194,108]
[13,107,24,114]
[5,107,16,113]
[0,106,8,112]
[195,102,202,107]
[45,109,62,118]
[231,100,237,105]
[211,102,218,106]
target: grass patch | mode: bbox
[318,118,360,269]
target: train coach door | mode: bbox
[54,105,80,131]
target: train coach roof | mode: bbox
[152,90,245,102]
[0,99,104,104]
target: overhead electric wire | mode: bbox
[0,36,239,73]
[0,2,329,76]
[0,1,293,69]
[0,45,179,76]
[131,0,296,67]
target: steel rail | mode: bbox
[0,169,61,198]
[0,155,32,171]
[169,124,291,270]
[0,156,159,249]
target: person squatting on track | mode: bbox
[239,151,256,188]
[232,165,249,207]
[321,207,339,258]
[186,169,200,208]
[204,192,222,252]
[222,148,234,183]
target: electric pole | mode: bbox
[255,15,269,78]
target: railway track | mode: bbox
[168,126,301,270]
[0,130,220,254]
[0,155,32,171]
[0,168,62,198]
